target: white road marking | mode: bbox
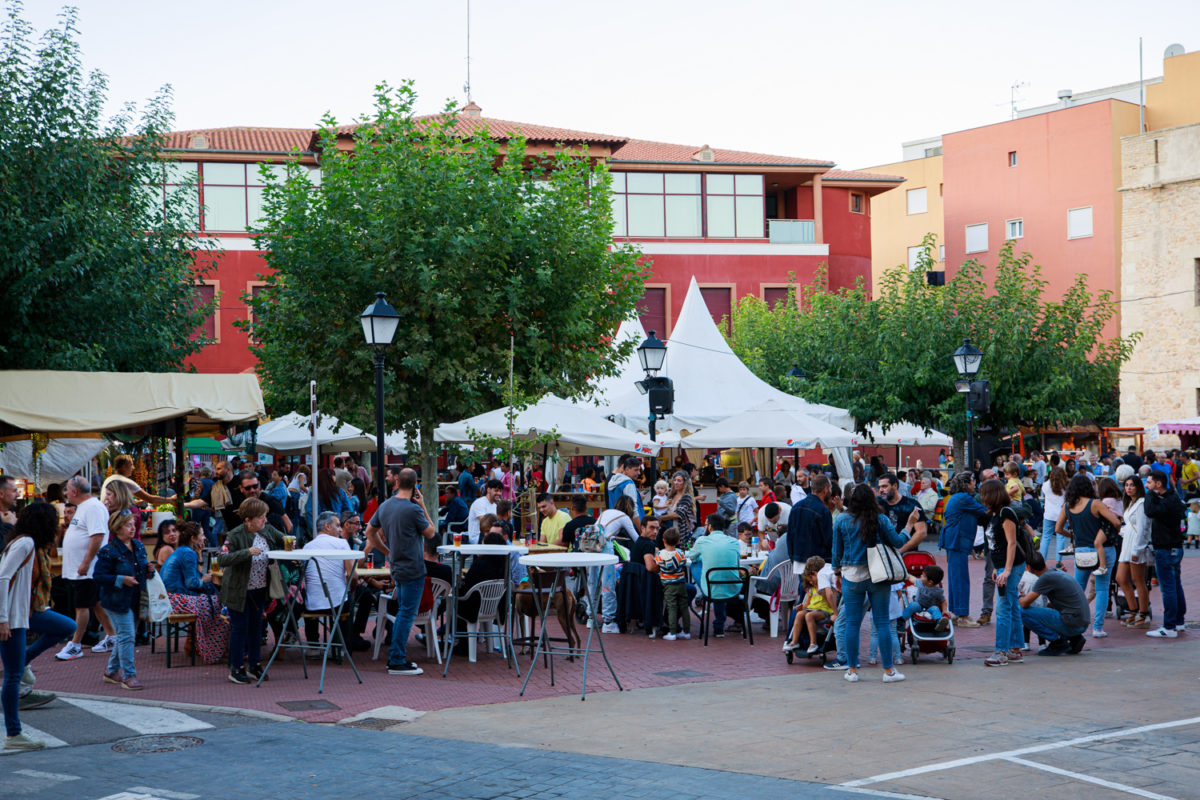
[58,697,213,734]
[14,768,80,781]
[828,787,940,799]
[1004,757,1180,800]
[95,793,173,800]
[0,723,68,752]
[127,788,200,800]
[840,715,1200,787]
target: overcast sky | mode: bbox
[20,1,1200,169]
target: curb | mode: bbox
[50,691,297,723]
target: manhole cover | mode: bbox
[112,735,204,754]
[277,699,340,711]
[343,718,401,731]
[654,669,711,679]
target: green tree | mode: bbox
[246,83,644,519]
[728,236,1138,466]
[0,3,216,370]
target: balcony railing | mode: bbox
[767,219,816,244]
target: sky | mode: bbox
[18,0,1200,169]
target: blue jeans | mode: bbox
[600,542,618,624]
[1021,606,1086,643]
[25,608,76,665]
[388,576,424,666]
[1040,518,1066,561]
[842,578,895,669]
[228,587,266,671]
[946,549,970,617]
[104,608,137,678]
[834,593,849,664]
[1153,548,1187,630]
[869,618,901,662]
[1073,546,1116,631]
[1,628,26,736]
[902,601,942,621]
[995,564,1025,652]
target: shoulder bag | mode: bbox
[866,528,906,584]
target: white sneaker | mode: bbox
[4,732,45,751]
[844,671,860,683]
[55,642,83,661]
[883,670,906,683]
[600,622,620,634]
[677,632,691,640]
[18,683,32,698]
[91,635,115,653]
[662,633,677,641]
[1092,629,1108,638]
[21,665,34,686]
[1147,627,1179,639]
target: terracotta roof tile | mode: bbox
[611,139,833,167]
[336,113,628,145]
[821,168,904,182]
[159,127,315,154]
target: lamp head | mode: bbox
[786,364,806,380]
[361,292,400,349]
[637,330,667,374]
[952,338,982,378]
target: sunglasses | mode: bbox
[242,484,260,490]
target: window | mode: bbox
[192,283,217,342]
[907,246,923,271]
[706,174,764,238]
[1006,218,1024,240]
[699,286,733,333]
[144,161,200,229]
[1067,206,1093,239]
[938,244,945,261]
[763,287,791,309]
[965,223,989,254]
[611,172,701,237]
[246,282,267,343]
[906,188,927,215]
[1008,151,1018,167]
[637,287,668,337]
[849,192,865,214]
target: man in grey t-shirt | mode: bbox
[365,468,435,675]
[1019,552,1088,656]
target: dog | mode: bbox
[514,568,581,660]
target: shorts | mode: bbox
[70,578,99,609]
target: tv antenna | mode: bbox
[1010,81,1030,119]
[463,0,473,103]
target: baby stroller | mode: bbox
[783,604,837,665]
[902,552,955,665]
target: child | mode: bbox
[869,579,907,666]
[782,556,836,654]
[651,480,670,518]
[736,522,754,557]
[93,510,152,690]
[1004,462,1024,504]
[900,565,951,633]
[654,528,691,641]
[1188,501,1200,550]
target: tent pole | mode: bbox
[174,418,185,518]
[310,380,319,538]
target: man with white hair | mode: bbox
[56,476,117,660]
[301,511,354,657]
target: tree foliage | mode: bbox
[246,82,645,512]
[0,2,216,370]
[728,236,1138,443]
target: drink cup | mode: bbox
[453,532,462,547]
[283,535,295,552]
[752,536,759,555]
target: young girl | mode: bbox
[651,480,670,518]
[1187,501,1200,550]
[781,556,837,655]
[1003,462,1024,503]
[93,510,152,690]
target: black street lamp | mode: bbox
[786,364,807,381]
[637,330,672,488]
[361,292,400,506]
[952,339,983,472]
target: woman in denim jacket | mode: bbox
[93,511,151,690]
[832,483,909,684]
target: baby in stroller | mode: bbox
[782,556,838,655]
[902,564,950,632]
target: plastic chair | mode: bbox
[443,520,468,547]
[370,578,452,663]
[699,566,753,646]
[460,579,508,663]
[749,560,800,638]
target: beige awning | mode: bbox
[0,371,265,439]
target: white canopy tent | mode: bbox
[0,438,108,492]
[247,411,377,456]
[436,395,662,457]
[601,278,854,434]
[863,422,953,447]
[680,400,860,450]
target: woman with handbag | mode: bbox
[218,497,284,685]
[1116,476,1153,628]
[161,522,227,664]
[979,479,1028,667]
[831,483,909,684]
[1056,474,1122,639]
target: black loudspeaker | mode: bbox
[647,376,674,415]
[968,380,991,414]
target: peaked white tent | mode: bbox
[249,412,377,456]
[587,317,651,407]
[863,422,952,447]
[680,400,859,450]
[602,277,854,433]
[435,395,661,457]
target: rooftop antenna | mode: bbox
[463,0,473,104]
[1010,80,1030,119]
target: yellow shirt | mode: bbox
[539,509,571,546]
[804,586,835,615]
[1181,461,1199,491]
[1006,477,1023,502]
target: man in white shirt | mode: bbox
[789,469,810,505]
[56,476,116,660]
[466,478,502,544]
[757,502,790,544]
[301,512,354,659]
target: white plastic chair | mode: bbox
[460,579,508,663]
[750,560,801,638]
[370,578,452,663]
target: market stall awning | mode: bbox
[680,400,859,450]
[187,437,231,455]
[0,371,264,439]
[0,438,107,491]
[251,411,377,456]
[1156,417,1200,435]
[862,422,952,447]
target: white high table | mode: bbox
[257,549,364,693]
[436,544,527,677]
[518,552,623,701]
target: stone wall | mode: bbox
[1118,121,1200,447]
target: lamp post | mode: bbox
[637,330,669,487]
[361,292,400,506]
[952,338,983,473]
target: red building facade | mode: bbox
[162,110,901,372]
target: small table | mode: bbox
[436,544,527,676]
[518,552,623,701]
[355,567,391,580]
[257,549,364,693]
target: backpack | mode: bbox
[578,523,605,554]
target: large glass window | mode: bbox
[610,171,763,238]
[708,174,764,237]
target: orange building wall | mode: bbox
[1145,50,1200,131]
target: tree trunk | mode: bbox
[952,439,966,477]
[420,421,438,525]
